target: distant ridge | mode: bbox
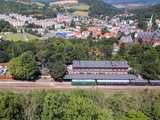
[31,0,160,5]
[103,0,160,5]
[32,0,49,3]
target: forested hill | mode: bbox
[132,4,160,18]
[2,0,122,17]
[78,0,122,17]
[0,0,57,18]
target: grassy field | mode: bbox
[73,11,88,16]
[70,3,89,16]
[1,33,39,41]
[72,4,90,11]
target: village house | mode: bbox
[119,35,134,45]
[136,32,160,46]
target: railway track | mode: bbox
[0,81,160,93]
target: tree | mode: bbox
[9,51,39,80]
[0,20,17,33]
[70,19,76,28]
[39,39,89,80]
[6,41,35,59]
[138,17,147,31]
[64,95,113,120]
[0,92,24,120]
[101,27,109,34]
[80,24,88,32]
[48,61,66,81]
[24,91,46,120]
[0,50,9,63]
[0,40,10,51]
[114,44,160,79]
[64,43,89,64]
[118,110,150,120]
[153,95,160,120]
[41,92,69,120]
[141,49,160,79]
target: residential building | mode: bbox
[50,0,78,6]
[119,35,134,45]
[136,32,160,46]
[55,23,65,30]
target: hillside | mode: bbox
[129,4,160,30]
[104,0,160,5]
[32,0,49,3]
[0,0,58,18]
[78,0,122,17]
[132,4,160,18]
[2,0,122,17]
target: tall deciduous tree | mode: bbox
[9,51,39,80]
[48,61,66,81]
[64,96,113,120]
[0,50,9,63]
[41,92,69,120]
[118,110,150,120]
[0,92,24,120]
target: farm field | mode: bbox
[1,33,39,41]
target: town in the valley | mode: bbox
[0,0,160,87]
[2,1,160,120]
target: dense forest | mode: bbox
[128,4,160,30]
[0,0,33,14]
[113,44,160,80]
[0,38,114,80]
[132,4,160,19]
[0,0,57,18]
[0,20,17,33]
[0,37,160,81]
[1,90,160,120]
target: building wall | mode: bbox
[137,38,160,46]
[69,67,128,75]
[17,0,32,3]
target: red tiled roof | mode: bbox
[0,63,8,67]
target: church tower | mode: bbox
[147,14,153,31]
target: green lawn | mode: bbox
[2,33,39,41]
